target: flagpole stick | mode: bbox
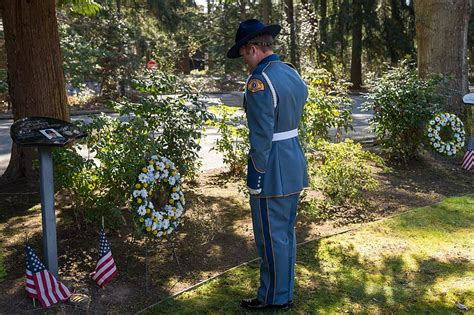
[25,232,36,307]
[102,216,104,230]
[145,239,149,293]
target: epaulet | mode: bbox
[283,62,297,70]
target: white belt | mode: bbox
[272,129,298,141]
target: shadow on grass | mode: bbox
[146,240,473,314]
[144,196,474,314]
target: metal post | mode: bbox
[38,146,58,277]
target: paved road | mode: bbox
[0,94,373,175]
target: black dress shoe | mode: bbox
[240,297,292,311]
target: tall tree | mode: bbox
[414,0,472,115]
[350,0,363,89]
[285,0,298,67]
[318,0,328,65]
[261,0,272,24]
[1,0,70,182]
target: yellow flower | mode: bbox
[137,198,142,204]
[143,183,148,188]
[139,218,144,222]
[153,230,158,235]
[169,199,174,204]
[146,226,151,232]
[135,183,141,189]
[148,191,153,196]
[172,170,176,175]
[153,218,158,222]
[165,164,170,169]
[148,160,154,165]
[172,187,177,192]
[142,167,148,173]
[146,209,151,214]
[163,231,167,236]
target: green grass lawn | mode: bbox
[143,196,474,314]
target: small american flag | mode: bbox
[91,229,117,287]
[462,138,474,171]
[25,244,70,307]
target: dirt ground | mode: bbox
[0,151,472,314]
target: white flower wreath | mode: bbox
[132,155,185,238]
[427,113,465,156]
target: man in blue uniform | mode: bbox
[227,19,309,311]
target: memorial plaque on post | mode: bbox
[10,117,86,277]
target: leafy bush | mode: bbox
[209,105,249,175]
[365,60,445,161]
[299,68,353,151]
[54,71,212,225]
[309,139,385,208]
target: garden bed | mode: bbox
[0,151,472,313]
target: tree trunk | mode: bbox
[350,0,363,90]
[318,0,328,65]
[1,0,70,182]
[414,0,471,116]
[240,0,246,20]
[261,0,272,24]
[285,0,298,67]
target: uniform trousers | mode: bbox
[250,193,300,305]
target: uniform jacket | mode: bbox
[244,54,309,198]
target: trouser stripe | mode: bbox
[259,198,275,304]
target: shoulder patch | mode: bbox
[247,79,265,93]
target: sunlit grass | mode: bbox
[143,195,474,314]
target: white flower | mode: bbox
[148,201,154,209]
[152,210,161,219]
[156,162,165,170]
[133,190,141,198]
[154,172,161,179]
[435,116,440,122]
[165,204,173,212]
[162,219,170,229]
[168,176,176,185]
[158,231,163,237]
[145,218,153,227]
[151,155,158,160]
[140,189,148,198]
[167,227,174,234]
[161,169,169,179]
[152,222,159,230]
[171,192,180,200]
[137,205,146,216]
[147,165,155,173]
[138,173,149,183]
[429,120,435,125]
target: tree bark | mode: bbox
[318,0,328,65]
[285,0,298,67]
[414,0,471,116]
[1,0,70,182]
[350,0,363,90]
[261,0,272,24]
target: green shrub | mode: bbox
[365,60,444,162]
[300,68,353,151]
[53,71,212,226]
[309,139,385,207]
[209,105,249,175]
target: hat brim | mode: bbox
[227,24,281,59]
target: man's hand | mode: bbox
[220,92,244,107]
[247,158,264,195]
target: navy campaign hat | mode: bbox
[227,19,281,59]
